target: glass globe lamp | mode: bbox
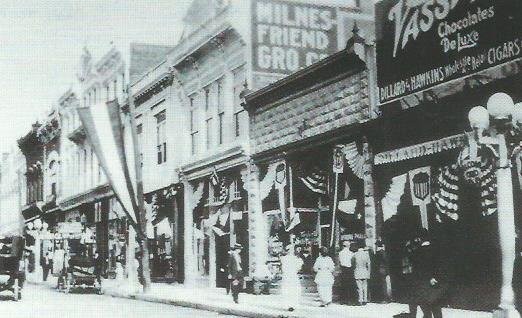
[487,92,515,120]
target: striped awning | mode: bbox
[374,134,467,165]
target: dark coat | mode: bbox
[406,242,448,305]
[227,252,243,280]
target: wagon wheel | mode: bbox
[13,278,20,301]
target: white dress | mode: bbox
[280,254,303,309]
[313,256,335,304]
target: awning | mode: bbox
[374,133,467,165]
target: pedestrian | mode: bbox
[338,240,355,304]
[94,251,104,284]
[41,251,52,282]
[227,243,243,304]
[353,242,371,305]
[372,239,390,303]
[223,248,233,295]
[408,231,446,318]
[313,246,335,307]
[280,245,304,311]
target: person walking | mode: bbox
[338,241,355,304]
[40,251,53,282]
[408,231,446,318]
[353,242,371,305]
[313,246,335,307]
[280,245,304,311]
[227,243,244,304]
[94,251,105,284]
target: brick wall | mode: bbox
[251,70,369,155]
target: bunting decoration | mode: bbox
[381,174,407,222]
[285,212,301,232]
[299,167,328,194]
[432,164,460,222]
[77,101,139,226]
[259,161,285,200]
[342,142,364,179]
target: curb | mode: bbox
[27,281,300,318]
[103,289,301,318]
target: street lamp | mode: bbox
[468,92,521,318]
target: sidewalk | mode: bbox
[29,276,493,318]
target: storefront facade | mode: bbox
[372,60,522,311]
[245,48,375,297]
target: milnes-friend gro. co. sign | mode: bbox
[251,0,338,76]
[375,0,522,104]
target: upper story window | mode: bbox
[48,160,57,196]
[217,79,225,145]
[189,95,198,155]
[155,110,167,164]
[232,66,246,138]
[204,86,210,112]
[137,123,143,167]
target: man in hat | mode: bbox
[338,240,355,304]
[227,243,243,303]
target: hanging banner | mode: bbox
[375,0,522,104]
[332,145,345,174]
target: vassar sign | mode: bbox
[375,0,522,104]
[251,0,338,81]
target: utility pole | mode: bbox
[126,84,152,292]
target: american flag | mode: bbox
[218,176,229,204]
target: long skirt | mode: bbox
[317,283,333,304]
[281,276,301,308]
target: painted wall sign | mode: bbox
[251,0,338,81]
[375,0,522,104]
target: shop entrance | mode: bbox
[215,234,229,288]
[379,152,502,311]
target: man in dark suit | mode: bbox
[40,252,53,282]
[227,243,243,303]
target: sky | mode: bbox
[0,0,193,152]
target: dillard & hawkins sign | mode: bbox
[375,0,522,104]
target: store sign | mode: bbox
[251,0,338,83]
[374,134,467,165]
[375,0,522,104]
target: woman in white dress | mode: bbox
[280,245,304,311]
[313,246,336,307]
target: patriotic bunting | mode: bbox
[299,167,328,194]
[432,164,460,222]
[77,101,139,226]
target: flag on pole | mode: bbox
[77,101,139,226]
[210,167,219,187]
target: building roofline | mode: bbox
[245,49,366,111]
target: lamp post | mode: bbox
[468,93,521,318]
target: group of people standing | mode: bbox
[314,242,372,307]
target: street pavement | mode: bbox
[0,283,242,318]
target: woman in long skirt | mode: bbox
[280,245,304,311]
[313,247,336,307]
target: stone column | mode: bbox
[247,161,271,280]
[362,139,377,251]
[182,175,196,286]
